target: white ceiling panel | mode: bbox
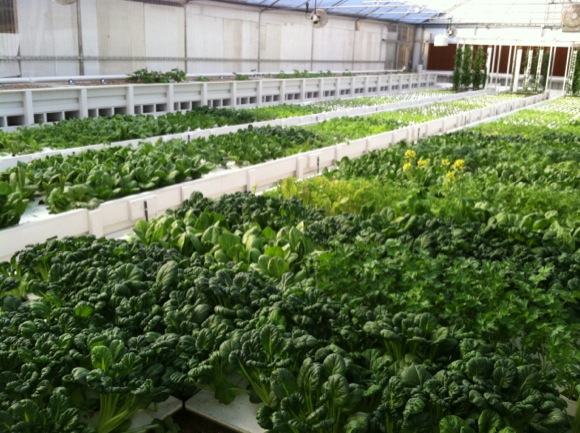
[218,0,571,26]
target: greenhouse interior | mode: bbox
[0,0,579,432]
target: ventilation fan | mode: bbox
[446,26,458,38]
[310,9,329,28]
[54,0,77,4]
[562,3,580,32]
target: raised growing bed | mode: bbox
[0,92,549,262]
[0,88,486,169]
[0,95,577,433]
[0,73,438,129]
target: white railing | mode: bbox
[0,73,438,129]
[0,88,491,171]
[0,92,549,262]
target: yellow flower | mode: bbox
[441,158,451,167]
[453,159,465,170]
[403,162,412,172]
[404,149,416,160]
[445,171,456,182]
[417,159,428,168]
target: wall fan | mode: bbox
[446,26,458,38]
[307,1,329,28]
[562,3,580,32]
[310,9,329,28]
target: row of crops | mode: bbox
[0,93,520,228]
[0,90,454,156]
[0,97,578,433]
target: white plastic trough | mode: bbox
[0,88,490,172]
[0,92,549,262]
[0,73,440,130]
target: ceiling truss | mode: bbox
[218,0,570,27]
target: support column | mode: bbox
[231,82,237,107]
[495,45,503,87]
[489,45,497,87]
[201,82,208,106]
[79,88,88,119]
[23,90,34,126]
[546,45,556,92]
[76,0,84,75]
[506,45,514,88]
[512,48,523,92]
[563,44,574,95]
[412,27,424,71]
[126,87,135,115]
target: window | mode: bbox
[0,0,17,33]
[398,27,410,42]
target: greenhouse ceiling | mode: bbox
[216,0,571,26]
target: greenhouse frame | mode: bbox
[0,1,578,433]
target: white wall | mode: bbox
[188,3,260,74]
[13,0,79,76]
[258,9,312,72]
[5,0,414,78]
[353,21,390,71]
[0,33,20,77]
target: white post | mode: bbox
[486,47,493,87]
[126,87,135,115]
[523,48,533,92]
[489,45,496,87]
[506,45,514,88]
[79,88,89,119]
[494,45,503,86]
[23,90,34,126]
[565,46,577,95]
[535,49,544,92]
[512,48,523,93]
[546,46,556,92]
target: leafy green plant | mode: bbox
[166,68,186,83]
[69,340,160,433]
[571,50,580,96]
[461,45,473,89]
[0,389,96,433]
[0,182,28,228]
[539,49,550,91]
[530,48,539,92]
[233,72,250,81]
[453,46,463,91]
[472,46,485,90]
[128,68,187,84]
[276,70,335,79]
[256,352,364,433]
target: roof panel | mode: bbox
[228,0,569,26]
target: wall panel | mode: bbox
[5,0,413,78]
[144,4,185,71]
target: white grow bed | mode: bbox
[0,92,550,262]
[0,88,487,172]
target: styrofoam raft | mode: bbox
[185,391,266,433]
